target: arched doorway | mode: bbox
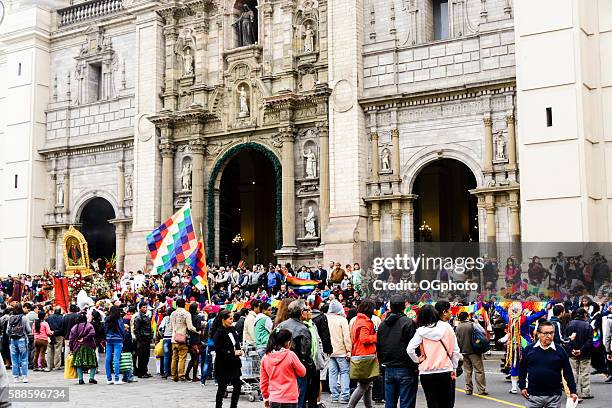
[80,197,116,265]
[212,144,280,266]
[412,158,478,242]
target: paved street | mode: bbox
[9,354,612,408]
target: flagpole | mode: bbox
[200,223,212,305]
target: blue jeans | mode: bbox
[105,341,123,381]
[201,344,214,383]
[297,375,308,408]
[384,367,418,408]
[328,356,350,401]
[162,338,172,377]
[9,338,28,378]
[122,369,134,382]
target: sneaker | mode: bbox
[13,377,20,383]
[605,376,612,383]
[106,380,114,385]
[509,389,518,394]
[465,390,473,395]
[89,379,98,384]
[114,380,125,385]
[22,377,28,383]
[43,368,51,372]
[78,379,85,385]
[33,368,40,372]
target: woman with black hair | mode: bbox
[347,299,379,408]
[69,313,98,385]
[260,328,306,408]
[407,304,461,408]
[212,309,242,408]
[185,302,203,382]
[104,305,125,385]
[32,311,52,371]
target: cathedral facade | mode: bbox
[2,0,610,275]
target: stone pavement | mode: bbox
[9,355,612,408]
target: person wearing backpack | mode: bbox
[456,312,488,396]
[7,304,31,383]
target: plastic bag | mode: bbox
[565,397,578,408]
[154,340,163,357]
[64,353,77,379]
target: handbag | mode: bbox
[349,354,379,380]
[154,340,163,357]
[174,332,186,344]
[438,339,463,377]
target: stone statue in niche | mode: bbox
[234,4,256,47]
[182,47,194,76]
[303,24,315,53]
[238,86,249,117]
[125,176,133,199]
[181,162,192,190]
[381,149,391,171]
[495,133,506,160]
[304,206,317,237]
[57,183,64,206]
[304,148,317,178]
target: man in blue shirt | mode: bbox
[519,321,578,408]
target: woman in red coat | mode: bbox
[348,299,379,408]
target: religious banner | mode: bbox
[62,225,91,277]
[53,277,70,312]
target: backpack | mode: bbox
[470,323,490,354]
[7,315,24,339]
[267,272,277,288]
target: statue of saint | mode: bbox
[233,4,256,47]
[125,176,133,199]
[182,47,194,76]
[238,86,249,117]
[304,206,317,237]
[495,133,506,160]
[304,148,317,178]
[181,162,192,191]
[67,238,82,267]
[381,149,391,171]
[57,183,64,206]
[303,24,315,53]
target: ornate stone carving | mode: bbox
[238,85,250,117]
[304,205,317,237]
[234,4,257,47]
[180,160,192,191]
[381,148,391,171]
[304,148,317,178]
[125,175,133,199]
[494,132,507,161]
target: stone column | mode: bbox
[506,114,517,170]
[116,222,127,272]
[160,139,176,220]
[391,128,401,178]
[392,199,402,252]
[117,164,125,217]
[280,126,297,250]
[190,136,206,233]
[63,172,70,215]
[485,193,497,256]
[47,229,57,270]
[371,201,381,258]
[370,130,379,182]
[509,191,520,242]
[49,173,57,214]
[318,122,330,242]
[483,117,493,172]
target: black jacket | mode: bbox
[311,310,333,355]
[46,314,64,334]
[60,313,80,339]
[377,312,418,371]
[565,318,593,359]
[133,313,153,342]
[212,326,242,380]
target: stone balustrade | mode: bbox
[58,0,123,27]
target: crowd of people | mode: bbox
[0,257,609,408]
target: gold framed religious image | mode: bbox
[62,226,90,276]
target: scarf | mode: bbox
[304,320,318,361]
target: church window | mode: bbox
[433,0,449,40]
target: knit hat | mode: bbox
[328,299,345,316]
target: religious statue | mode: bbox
[57,183,64,206]
[66,237,82,267]
[304,148,317,178]
[304,206,317,237]
[495,133,506,160]
[381,149,391,171]
[125,176,133,199]
[303,24,315,53]
[233,4,256,47]
[182,47,194,76]
[238,86,249,117]
[181,161,192,191]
